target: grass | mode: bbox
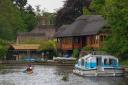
[0,64,6,69]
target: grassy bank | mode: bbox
[0,64,6,69]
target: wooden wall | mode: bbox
[57,33,106,51]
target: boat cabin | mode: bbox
[76,54,119,70]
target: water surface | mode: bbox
[0,65,127,85]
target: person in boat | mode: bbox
[26,64,33,72]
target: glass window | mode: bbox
[109,59,117,65]
[104,58,108,65]
[81,59,84,66]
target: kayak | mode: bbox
[27,70,33,74]
[23,70,33,74]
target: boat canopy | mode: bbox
[76,54,119,70]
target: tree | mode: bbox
[25,5,35,14]
[35,5,41,16]
[0,0,37,58]
[90,0,128,58]
[22,5,37,31]
[0,39,10,59]
[0,0,26,40]
[55,0,92,27]
[12,0,27,10]
[72,49,79,59]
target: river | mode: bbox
[0,65,127,85]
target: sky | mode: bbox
[27,0,65,13]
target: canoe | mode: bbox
[23,70,33,74]
[26,70,33,74]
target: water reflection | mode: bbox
[0,65,127,85]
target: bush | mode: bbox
[82,46,92,51]
[0,40,8,60]
[72,49,79,59]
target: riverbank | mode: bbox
[0,60,75,66]
[0,64,7,69]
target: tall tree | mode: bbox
[22,5,37,31]
[0,0,37,58]
[55,0,92,27]
[90,0,128,58]
[0,0,27,58]
[12,0,38,31]
[0,0,26,40]
[12,0,27,10]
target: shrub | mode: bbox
[72,49,79,59]
[82,46,92,51]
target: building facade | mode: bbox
[16,16,56,44]
[55,15,109,56]
[7,44,41,60]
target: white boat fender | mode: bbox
[113,73,116,76]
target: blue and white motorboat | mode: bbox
[73,54,125,76]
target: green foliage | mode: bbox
[120,60,128,67]
[24,39,57,59]
[21,12,37,31]
[55,0,91,27]
[0,0,37,40]
[0,47,7,59]
[0,39,8,59]
[0,0,26,40]
[72,49,79,59]
[90,0,128,58]
[62,74,69,81]
[82,46,92,51]
[12,0,27,10]
[0,64,7,69]
[0,0,37,58]
[83,7,91,15]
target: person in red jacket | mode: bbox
[26,64,33,71]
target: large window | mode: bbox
[104,58,117,66]
[104,58,108,65]
[109,59,117,65]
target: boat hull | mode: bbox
[73,69,124,77]
[27,70,33,74]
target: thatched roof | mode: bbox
[10,44,40,50]
[54,25,69,37]
[55,15,107,37]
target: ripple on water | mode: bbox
[0,65,127,85]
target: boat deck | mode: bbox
[73,68,124,77]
